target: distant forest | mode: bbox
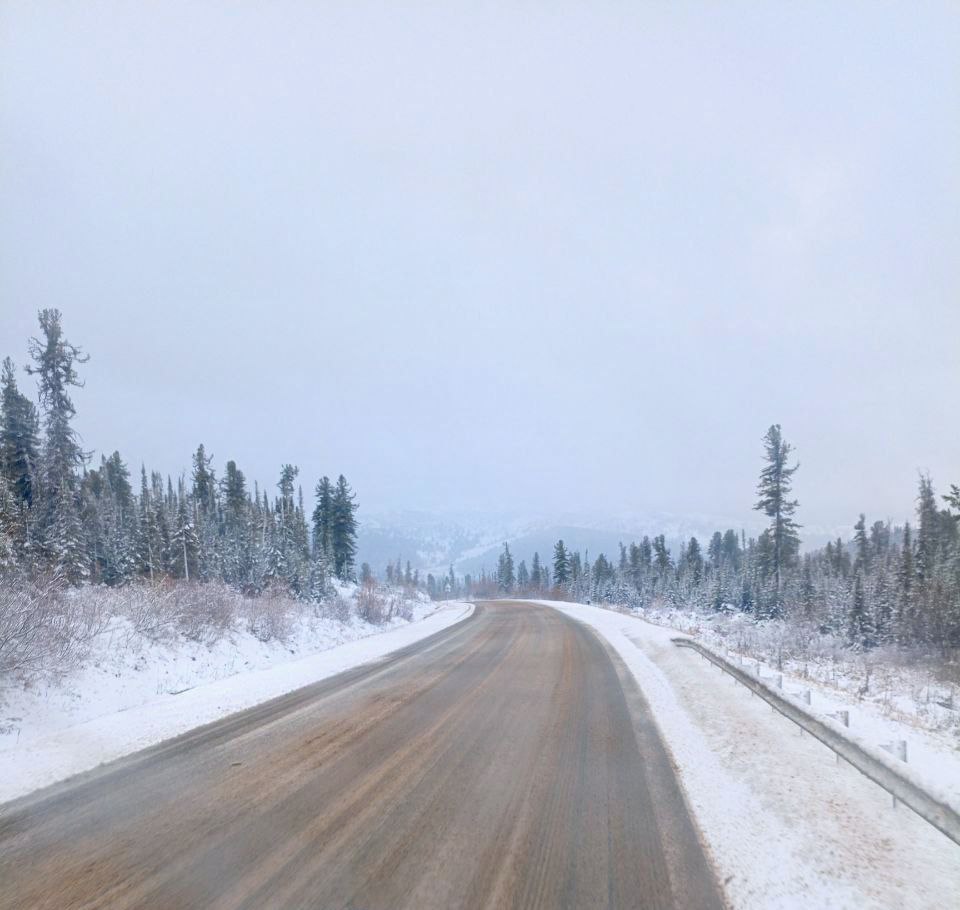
[3,311,959,655]
[474,426,960,655]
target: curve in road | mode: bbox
[0,601,722,909]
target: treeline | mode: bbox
[483,425,960,654]
[0,310,359,599]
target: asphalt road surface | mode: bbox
[0,601,723,909]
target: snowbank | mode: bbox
[647,606,960,755]
[0,599,473,803]
[537,600,960,910]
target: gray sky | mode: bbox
[1,1,958,539]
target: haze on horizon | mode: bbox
[2,2,958,542]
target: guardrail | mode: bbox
[672,637,960,848]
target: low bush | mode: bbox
[0,574,419,687]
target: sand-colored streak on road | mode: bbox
[0,601,722,909]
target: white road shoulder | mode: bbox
[537,599,960,910]
[0,601,473,804]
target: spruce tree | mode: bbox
[0,471,17,571]
[1,357,40,509]
[516,558,529,590]
[848,571,872,650]
[895,523,914,643]
[639,536,653,570]
[708,531,724,571]
[276,465,300,577]
[308,545,332,602]
[853,514,871,574]
[497,542,515,593]
[0,359,40,561]
[719,530,740,570]
[191,444,216,514]
[652,535,672,576]
[869,521,890,559]
[570,551,582,583]
[330,474,358,580]
[916,474,941,583]
[685,536,703,584]
[530,551,542,589]
[171,478,199,581]
[27,310,88,491]
[48,477,89,583]
[312,476,334,558]
[754,424,801,600]
[627,542,643,590]
[26,309,89,577]
[553,539,570,586]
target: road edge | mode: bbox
[0,601,479,810]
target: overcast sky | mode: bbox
[1,2,958,539]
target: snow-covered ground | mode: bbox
[538,600,960,910]
[0,599,473,804]
[633,607,960,817]
[702,641,960,813]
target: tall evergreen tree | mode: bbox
[754,424,801,599]
[0,358,40,561]
[708,531,724,570]
[191,444,216,514]
[916,474,941,583]
[26,309,88,493]
[848,571,872,650]
[517,559,529,589]
[652,535,672,576]
[853,514,871,574]
[330,474,358,580]
[722,529,741,569]
[530,551,542,589]
[26,310,90,580]
[553,539,570,586]
[0,471,17,570]
[0,357,40,509]
[895,523,915,643]
[312,476,334,557]
[497,542,516,592]
[684,536,703,584]
[171,477,199,581]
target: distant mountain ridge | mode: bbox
[357,509,847,577]
[359,510,728,577]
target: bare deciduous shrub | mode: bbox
[169,583,236,643]
[0,573,108,684]
[244,586,296,643]
[356,581,386,624]
[1,573,421,687]
[115,582,178,642]
[317,593,353,625]
[110,580,235,645]
[392,591,413,622]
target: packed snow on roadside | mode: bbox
[538,600,960,910]
[0,589,473,804]
[638,606,960,813]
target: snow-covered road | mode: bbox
[539,600,960,909]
